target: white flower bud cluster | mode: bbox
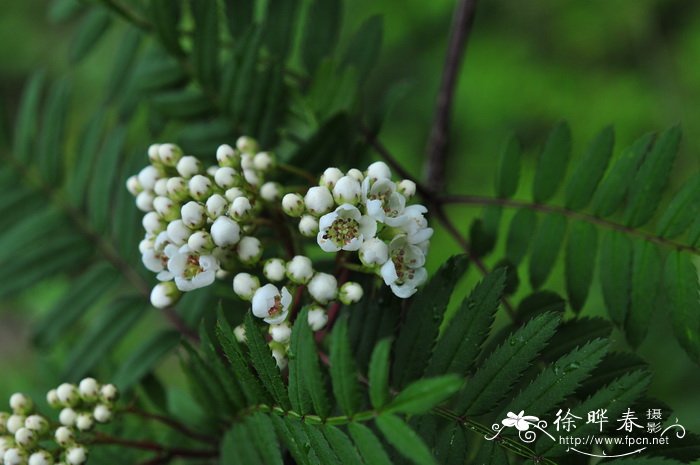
[127,137,282,309]
[0,381,117,465]
[284,162,432,298]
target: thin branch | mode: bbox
[123,407,215,444]
[425,0,478,193]
[91,433,217,459]
[441,194,700,255]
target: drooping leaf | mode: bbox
[656,174,700,239]
[13,72,46,162]
[665,251,700,364]
[564,125,614,210]
[263,0,300,59]
[506,209,537,265]
[105,27,142,103]
[301,0,342,72]
[543,317,612,364]
[191,0,220,90]
[112,330,181,390]
[69,9,111,63]
[150,88,215,119]
[565,221,598,312]
[321,425,363,465]
[37,78,70,184]
[329,316,361,416]
[599,230,633,327]
[385,375,462,415]
[88,125,126,232]
[303,422,340,464]
[434,424,467,465]
[182,342,234,417]
[532,121,572,203]
[245,413,285,465]
[495,134,521,198]
[528,213,567,289]
[376,414,438,465]
[270,416,315,465]
[516,291,566,323]
[342,15,383,83]
[625,240,661,348]
[368,338,392,410]
[221,419,265,464]
[348,422,393,465]
[148,0,183,56]
[469,206,501,258]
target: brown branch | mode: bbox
[123,407,215,444]
[91,433,217,459]
[425,0,478,193]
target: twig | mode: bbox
[91,432,217,459]
[425,0,478,193]
[124,407,215,444]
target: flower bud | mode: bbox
[205,194,227,219]
[281,193,305,217]
[234,324,246,343]
[46,390,61,409]
[59,408,77,427]
[3,448,27,465]
[78,378,100,402]
[187,231,214,254]
[100,384,119,403]
[188,175,213,201]
[66,446,88,465]
[135,191,155,212]
[332,176,362,205]
[153,196,179,221]
[75,413,93,432]
[243,168,261,186]
[158,143,182,166]
[347,168,364,182]
[359,238,389,266]
[320,167,344,189]
[210,217,241,248]
[367,161,392,181]
[236,236,262,265]
[229,196,253,222]
[397,179,416,198]
[240,153,254,170]
[147,144,160,164]
[181,201,206,229]
[9,394,32,415]
[14,427,37,448]
[269,322,292,344]
[153,178,168,196]
[236,136,259,154]
[260,182,281,202]
[166,177,189,201]
[216,144,239,167]
[286,255,314,284]
[224,187,246,203]
[0,412,8,434]
[304,186,334,216]
[253,152,275,171]
[56,384,79,407]
[6,415,25,434]
[214,166,239,189]
[150,282,181,309]
[93,405,112,424]
[308,273,338,304]
[263,258,286,282]
[166,220,191,246]
[233,273,260,301]
[137,165,160,191]
[126,175,142,196]
[24,415,48,434]
[298,214,319,237]
[339,282,364,305]
[271,345,288,370]
[28,451,53,465]
[176,156,202,178]
[54,426,74,447]
[142,211,165,235]
[307,307,329,331]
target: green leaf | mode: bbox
[426,269,505,376]
[386,375,462,414]
[393,254,469,387]
[565,221,598,312]
[301,0,342,72]
[599,230,632,327]
[348,423,392,465]
[506,209,537,265]
[191,0,219,89]
[38,78,70,184]
[453,312,560,416]
[221,419,265,464]
[151,88,214,119]
[543,317,611,363]
[89,125,126,232]
[199,323,245,410]
[495,134,521,198]
[375,414,437,465]
[148,0,183,56]
[246,413,285,465]
[603,459,684,465]
[182,342,234,417]
[434,424,467,465]
[528,213,567,289]
[665,251,700,363]
[303,423,339,464]
[329,316,361,416]
[368,338,392,409]
[224,0,254,39]
[69,9,111,63]
[564,125,614,210]
[516,291,566,322]
[263,0,300,59]
[63,296,145,381]
[532,121,572,203]
[225,27,263,122]
[625,125,682,227]
[473,441,508,465]
[244,313,292,410]
[342,15,383,83]
[105,27,142,103]
[321,425,363,465]
[289,307,330,416]
[656,174,700,239]
[469,206,501,258]
[13,72,45,162]
[271,416,315,465]
[625,240,661,348]
[113,330,181,390]
[66,110,106,206]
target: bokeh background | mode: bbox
[1,0,699,444]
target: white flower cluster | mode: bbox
[283,162,432,298]
[127,137,283,309]
[0,380,118,465]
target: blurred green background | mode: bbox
[1,0,699,442]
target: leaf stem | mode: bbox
[90,432,217,459]
[123,406,216,444]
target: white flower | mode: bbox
[93,405,112,423]
[75,413,93,432]
[307,307,328,331]
[135,190,155,212]
[229,196,252,221]
[271,346,288,370]
[137,165,160,191]
[269,322,292,343]
[148,143,161,163]
[320,167,344,189]
[176,155,202,178]
[282,193,305,217]
[304,186,334,216]
[126,175,142,196]
[347,168,364,182]
[154,178,168,196]
[151,282,180,309]
[308,272,338,304]
[158,143,183,166]
[502,411,539,432]
[253,152,275,171]
[214,166,239,189]
[236,236,262,264]
[66,446,88,465]
[363,178,408,226]
[46,390,60,409]
[299,214,319,237]
[234,324,246,343]
[166,177,188,201]
[54,426,74,447]
[211,217,241,247]
[15,427,37,448]
[56,384,79,407]
[339,282,364,304]
[243,168,261,186]
[4,448,27,465]
[142,235,172,280]
[216,144,237,167]
[236,136,259,154]
[366,161,392,181]
[397,179,417,198]
[359,238,389,266]
[232,272,260,301]
[332,176,362,205]
[9,393,32,414]
[286,255,314,284]
[181,201,206,228]
[240,153,254,170]
[167,245,219,291]
[59,408,77,427]
[28,451,52,465]
[142,211,165,235]
[100,384,118,403]
[260,182,282,201]
[380,235,427,298]
[166,220,191,246]
[263,258,286,282]
[207,164,219,177]
[187,231,214,254]
[252,284,292,324]
[400,204,434,244]
[78,378,99,401]
[206,193,228,218]
[224,187,246,202]
[317,204,376,252]
[6,415,25,434]
[24,415,48,434]
[188,174,213,201]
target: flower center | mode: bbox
[268,295,282,317]
[184,255,204,279]
[324,217,360,246]
[391,248,418,283]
